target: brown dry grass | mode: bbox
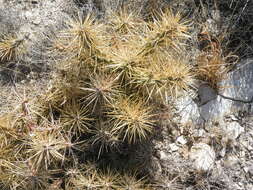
[196,31,238,90]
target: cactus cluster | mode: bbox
[0,6,235,190]
[0,34,27,62]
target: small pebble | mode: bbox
[176,136,187,145]
[169,143,179,152]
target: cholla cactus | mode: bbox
[139,9,190,56]
[96,169,120,190]
[25,130,73,170]
[108,97,155,144]
[119,173,149,190]
[0,160,50,190]
[89,121,120,157]
[0,33,27,61]
[105,42,145,83]
[132,54,195,101]
[53,13,106,59]
[69,169,99,189]
[81,72,121,112]
[0,6,201,190]
[60,100,91,135]
[108,8,145,35]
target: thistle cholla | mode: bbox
[0,8,196,190]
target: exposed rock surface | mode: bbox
[176,58,253,125]
[171,59,253,189]
[190,143,216,171]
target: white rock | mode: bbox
[198,129,206,137]
[243,167,249,173]
[220,147,226,157]
[159,151,168,160]
[190,143,215,171]
[223,155,239,168]
[225,122,244,140]
[230,114,238,121]
[247,164,253,176]
[200,60,253,122]
[176,136,187,145]
[33,17,41,25]
[193,129,206,137]
[29,79,36,84]
[246,184,253,190]
[174,95,201,125]
[169,143,179,152]
[240,140,253,150]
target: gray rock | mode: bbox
[197,83,217,106]
[175,95,202,125]
[201,59,253,120]
[223,155,240,168]
[247,164,253,176]
[193,129,206,137]
[225,121,244,140]
[199,95,233,121]
[177,59,253,124]
[220,59,253,102]
[190,143,216,171]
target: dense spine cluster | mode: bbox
[0,6,233,190]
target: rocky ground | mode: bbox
[0,0,253,189]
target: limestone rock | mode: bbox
[176,136,187,145]
[247,164,253,176]
[201,59,253,121]
[177,59,253,124]
[220,59,253,102]
[197,83,217,106]
[190,143,216,171]
[175,95,202,125]
[169,143,179,152]
[225,122,244,140]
